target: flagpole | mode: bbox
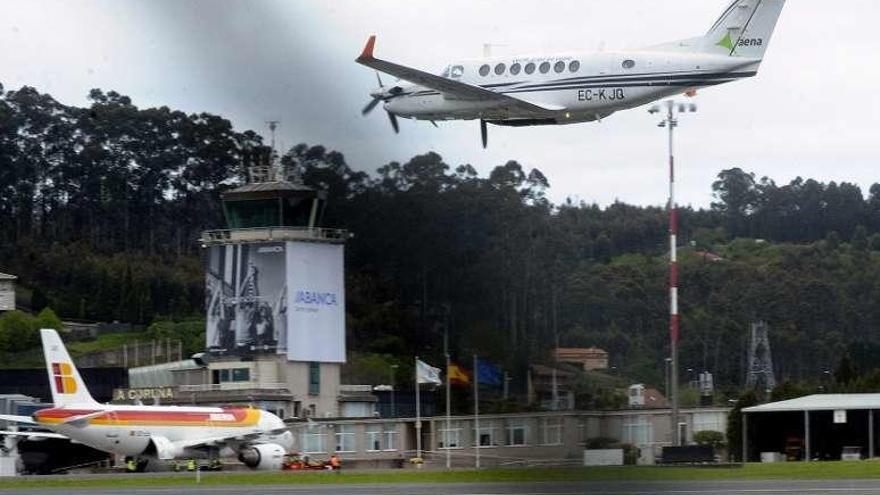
[445,352,451,469]
[473,353,480,469]
[415,356,422,460]
[444,316,451,469]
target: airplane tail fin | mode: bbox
[700,0,786,60]
[41,329,98,407]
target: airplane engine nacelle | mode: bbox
[238,443,286,470]
[147,436,184,460]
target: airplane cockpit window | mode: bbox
[569,60,581,73]
[441,66,450,78]
[554,61,565,73]
[524,62,536,75]
[539,62,551,74]
[494,63,506,75]
[450,65,464,78]
[622,59,636,69]
[510,63,522,75]
[479,64,490,76]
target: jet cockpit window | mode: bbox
[479,64,490,76]
[450,65,464,78]
[554,61,565,73]
[569,60,581,73]
[494,63,506,75]
[539,62,551,74]
[524,62,536,75]
[622,59,636,69]
[510,63,522,75]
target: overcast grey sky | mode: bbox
[2,0,878,207]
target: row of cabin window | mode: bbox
[478,59,637,77]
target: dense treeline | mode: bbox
[3,84,880,392]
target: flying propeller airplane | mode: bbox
[357,0,785,148]
[0,330,294,471]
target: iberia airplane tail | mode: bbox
[700,0,786,60]
[41,329,98,407]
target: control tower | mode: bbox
[198,148,348,418]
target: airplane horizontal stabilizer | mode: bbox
[0,414,37,425]
[0,431,68,440]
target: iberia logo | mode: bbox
[52,362,77,394]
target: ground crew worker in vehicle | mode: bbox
[171,460,180,472]
[125,457,136,472]
[187,458,196,472]
[329,453,341,471]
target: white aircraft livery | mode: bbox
[0,329,294,470]
[357,0,786,147]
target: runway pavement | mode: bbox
[6,480,880,495]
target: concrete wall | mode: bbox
[0,280,14,311]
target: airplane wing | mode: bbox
[355,36,564,114]
[0,431,68,440]
[172,427,291,451]
[0,415,37,425]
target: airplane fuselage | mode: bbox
[385,50,758,124]
[34,405,292,458]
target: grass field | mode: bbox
[3,462,880,490]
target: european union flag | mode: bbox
[477,359,502,387]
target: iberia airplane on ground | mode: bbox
[357,0,786,147]
[0,329,293,470]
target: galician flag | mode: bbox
[416,359,442,385]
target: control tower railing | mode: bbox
[200,226,349,246]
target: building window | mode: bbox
[439,421,462,449]
[554,61,565,73]
[479,64,490,76]
[623,416,653,446]
[541,417,563,445]
[308,362,320,396]
[335,425,356,453]
[622,59,636,69]
[539,62,551,74]
[510,63,522,75]
[366,424,382,451]
[301,425,325,454]
[473,421,497,447]
[494,63,506,75]
[383,426,398,451]
[569,60,580,72]
[524,62,536,75]
[231,368,250,382]
[693,412,725,433]
[506,419,528,446]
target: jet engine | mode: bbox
[238,443,286,470]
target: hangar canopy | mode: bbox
[743,394,880,413]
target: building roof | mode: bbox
[743,394,880,413]
[0,273,17,281]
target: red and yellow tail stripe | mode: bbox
[51,362,77,394]
[35,407,261,428]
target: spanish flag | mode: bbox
[448,363,471,387]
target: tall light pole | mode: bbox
[389,364,399,417]
[649,99,697,446]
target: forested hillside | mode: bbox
[2,83,880,393]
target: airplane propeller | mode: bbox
[480,120,488,149]
[388,112,400,134]
[362,71,404,134]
